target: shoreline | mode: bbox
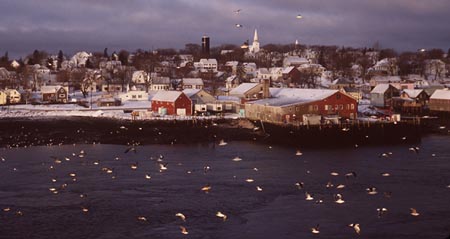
[1,116,448,148]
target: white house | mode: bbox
[368,58,398,76]
[132,70,149,84]
[151,77,171,91]
[120,90,148,101]
[4,89,21,104]
[0,90,7,105]
[283,56,309,67]
[194,59,218,72]
[182,78,204,90]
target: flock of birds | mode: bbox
[1,123,449,238]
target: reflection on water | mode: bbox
[0,135,449,239]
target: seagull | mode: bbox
[336,184,346,189]
[159,163,168,172]
[145,174,151,180]
[296,14,303,19]
[348,223,361,235]
[232,156,242,162]
[311,224,320,234]
[124,146,137,154]
[381,172,391,177]
[216,211,227,221]
[201,184,212,193]
[256,186,263,191]
[330,172,339,176]
[218,139,228,146]
[81,207,89,213]
[234,9,241,14]
[334,194,345,204]
[235,24,243,28]
[305,192,314,201]
[377,207,388,218]
[137,216,148,222]
[3,207,11,212]
[295,182,304,189]
[366,187,378,195]
[410,208,420,216]
[176,213,186,222]
[245,178,255,183]
[409,147,420,154]
[130,163,138,170]
[180,226,189,235]
[295,150,303,156]
[345,172,357,178]
[326,181,334,188]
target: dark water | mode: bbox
[0,136,449,239]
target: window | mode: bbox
[138,95,142,98]
[314,105,318,111]
[351,104,355,110]
[336,94,341,99]
[59,94,65,98]
[339,105,343,110]
[325,105,330,110]
[132,95,136,99]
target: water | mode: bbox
[0,136,449,239]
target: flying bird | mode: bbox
[311,224,320,234]
[124,146,137,154]
[410,208,420,216]
[296,14,303,19]
[234,9,241,14]
[377,207,388,218]
[180,226,189,235]
[176,213,186,222]
[235,24,243,28]
[348,223,361,235]
[216,211,227,221]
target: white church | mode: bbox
[249,29,260,53]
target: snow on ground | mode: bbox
[0,101,241,121]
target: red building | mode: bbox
[245,88,358,124]
[151,91,192,116]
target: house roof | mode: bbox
[430,89,450,100]
[258,68,270,74]
[153,77,170,84]
[182,89,202,98]
[371,76,401,83]
[248,88,339,107]
[332,78,354,85]
[41,85,65,94]
[183,78,204,86]
[402,89,424,98]
[229,83,260,96]
[371,84,393,94]
[282,66,295,74]
[151,91,183,102]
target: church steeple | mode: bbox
[253,29,258,42]
[249,28,260,53]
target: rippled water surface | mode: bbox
[0,135,449,239]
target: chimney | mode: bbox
[262,79,270,99]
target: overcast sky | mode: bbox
[1,0,449,58]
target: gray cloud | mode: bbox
[0,0,449,58]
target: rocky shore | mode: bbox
[0,117,261,148]
[0,116,447,148]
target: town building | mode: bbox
[429,89,450,113]
[151,91,192,116]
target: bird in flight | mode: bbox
[234,9,241,14]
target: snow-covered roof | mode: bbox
[226,75,237,83]
[282,66,295,74]
[183,78,204,86]
[229,83,260,96]
[41,85,65,94]
[371,76,401,83]
[258,68,270,74]
[371,84,391,94]
[199,59,217,65]
[152,77,170,85]
[151,91,183,102]
[402,89,424,98]
[217,95,240,102]
[248,88,339,107]
[182,89,201,98]
[430,89,450,100]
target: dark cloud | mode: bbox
[0,0,449,58]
